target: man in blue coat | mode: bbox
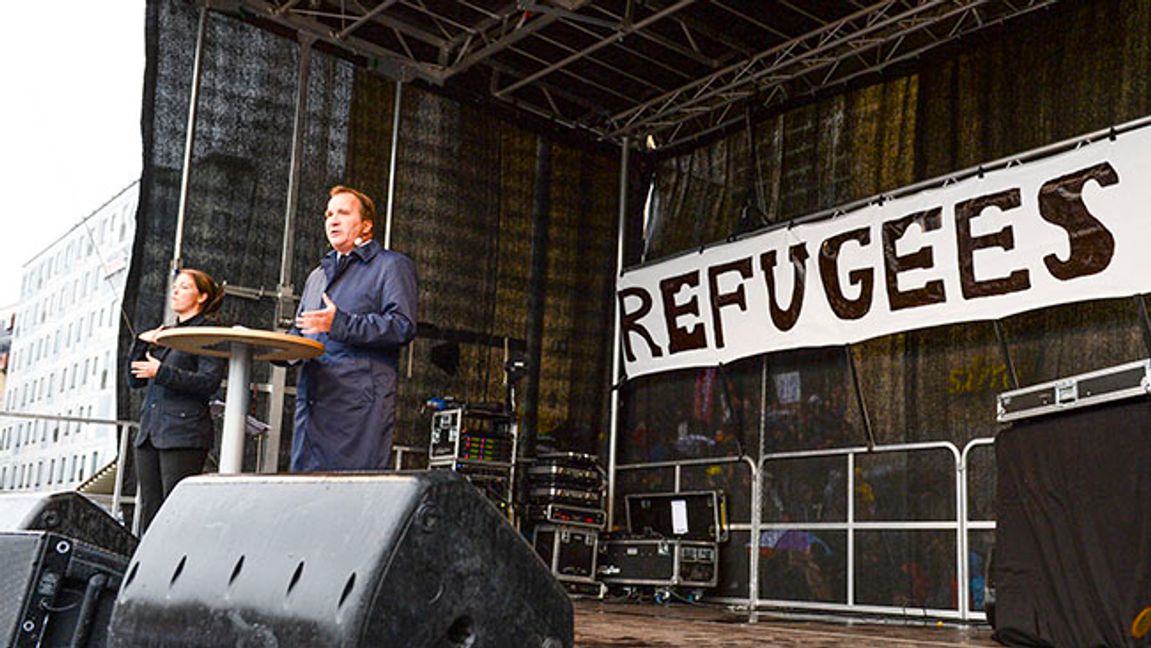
[290,185,417,471]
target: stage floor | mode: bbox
[573,600,998,647]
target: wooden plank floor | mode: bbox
[574,601,999,647]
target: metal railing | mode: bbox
[613,437,997,622]
[960,437,997,622]
[0,409,141,531]
[391,444,428,470]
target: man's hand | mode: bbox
[297,293,338,335]
[130,353,161,379]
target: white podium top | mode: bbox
[154,327,324,362]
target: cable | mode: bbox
[78,214,137,339]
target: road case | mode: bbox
[625,490,728,542]
[533,524,598,583]
[598,538,718,588]
[996,358,1151,423]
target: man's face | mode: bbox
[325,192,368,254]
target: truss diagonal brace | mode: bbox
[494,0,696,98]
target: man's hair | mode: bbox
[329,185,376,240]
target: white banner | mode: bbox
[617,126,1151,379]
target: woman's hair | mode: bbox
[180,268,225,318]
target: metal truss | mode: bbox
[605,0,1060,148]
[223,0,1060,150]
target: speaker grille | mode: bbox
[109,471,573,647]
[0,534,41,646]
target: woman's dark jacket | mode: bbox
[127,313,226,450]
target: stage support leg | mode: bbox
[606,137,629,530]
[383,79,403,250]
[747,355,768,622]
[165,4,208,324]
[263,366,287,473]
[522,137,553,458]
[265,34,314,473]
[219,343,252,474]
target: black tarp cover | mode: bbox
[994,398,1151,647]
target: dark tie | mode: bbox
[336,254,350,275]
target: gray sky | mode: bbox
[0,2,145,307]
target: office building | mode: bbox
[0,181,138,491]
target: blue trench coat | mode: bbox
[289,239,417,471]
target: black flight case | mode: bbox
[599,490,726,589]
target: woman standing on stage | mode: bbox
[127,268,226,534]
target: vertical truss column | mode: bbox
[166,4,209,323]
[384,79,404,250]
[265,33,314,474]
[606,137,630,529]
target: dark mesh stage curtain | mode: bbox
[126,1,620,468]
[623,0,1151,458]
[344,78,618,452]
[616,0,1151,605]
[122,1,351,472]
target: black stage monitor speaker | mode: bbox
[108,470,573,647]
[0,531,129,647]
[0,492,138,557]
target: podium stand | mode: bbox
[155,327,323,473]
